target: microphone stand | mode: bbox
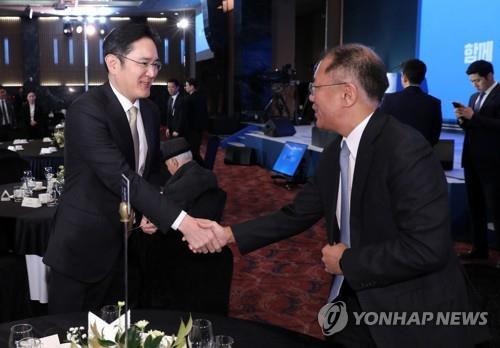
[119,202,130,348]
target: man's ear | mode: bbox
[105,54,119,73]
[342,83,357,107]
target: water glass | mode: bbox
[214,335,234,348]
[44,166,54,181]
[17,337,42,348]
[13,185,24,202]
[188,319,214,348]
[100,304,119,324]
[8,324,34,348]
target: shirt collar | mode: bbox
[342,112,374,160]
[109,81,140,113]
[484,81,498,96]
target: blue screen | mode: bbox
[196,12,214,61]
[417,0,500,123]
[272,142,308,177]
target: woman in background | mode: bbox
[21,91,47,139]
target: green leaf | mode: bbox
[97,338,117,347]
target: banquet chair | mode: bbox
[0,149,29,184]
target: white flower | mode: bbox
[135,320,149,330]
[147,329,165,339]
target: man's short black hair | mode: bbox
[167,78,180,87]
[102,22,160,72]
[401,59,426,85]
[185,78,198,89]
[466,60,494,77]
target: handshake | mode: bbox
[140,214,234,253]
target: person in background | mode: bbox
[0,86,16,141]
[43,22,222,314]
[184,78,208,166]
[380,58,442,146]
[21,91,48,139]
[165,78,186,139]
[454,60,500,263]
[139,137,232,314]
[199,44,489,347]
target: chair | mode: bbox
[0,150,29,184]
[204,135,221,170]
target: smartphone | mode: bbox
[452,101,464,108]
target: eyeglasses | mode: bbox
[308,82,347,95]
[116,54,162,72]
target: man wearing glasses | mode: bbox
[44,22,222,314]
[201,44,489,346]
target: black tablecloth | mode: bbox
[0,183,55,255]
[0,310,329,347]
[0,140,63,179]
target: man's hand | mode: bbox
[454,106,474,120]
[322,243,347,275]
[197,219,235,248]
[140,216,158,235]
[178,214,223,253]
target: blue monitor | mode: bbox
[272,142,308,177]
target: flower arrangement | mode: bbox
[56,165,65,182]
[53,123,65,148]
[66,302,192,348]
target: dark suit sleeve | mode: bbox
[430,99,442,146]
[67,99,182,232]
[342,138,451,290]
[378,94,393,116]
[232,176,325,254]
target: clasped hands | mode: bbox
[140,215,232,253]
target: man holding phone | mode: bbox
[453,60,500,263]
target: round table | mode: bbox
[0,310,329,347]
[0,139,63,179]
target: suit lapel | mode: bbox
[349,110,386,247]
[102,83,136,169]
[479,84,500,111]
[326,138,341,245]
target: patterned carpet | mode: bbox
[209,146,500,343]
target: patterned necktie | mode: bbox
[473,92,485,112]
[128,106,139,171]
[328,141,351,301]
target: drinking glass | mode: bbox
[44,166,54,186]
[13,185,24,203]
[17,337,42,348]
[100,304,119,324]
[8,324,34,348]
[188,319,214,348]
[214,335,234,348]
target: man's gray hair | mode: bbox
[171,150,192,163]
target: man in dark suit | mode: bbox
[0,86,16,141]
[139,137,232,314]
[43,23,222,314]
[165,78,186,138]
[201,44,489,346]
[184,78,208,165]
[380,58,442,146]
[454,60,500,262]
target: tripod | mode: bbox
[262,83,291,122]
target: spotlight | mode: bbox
[99,24,108,37]
[75,24,83,34]
[63,22,73,37]
[176,18,189,29]
[24,5,33,19]
[86,23,96,36]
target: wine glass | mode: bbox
[188,319,214,348]
[100,305,119,324]
[44,166,54,183]
[214,335,234,348]
[8,324,34,348]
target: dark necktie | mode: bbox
[168,98,174,116]
[473,92,485,113]
[128,106,139,172]
[328,141,351,301]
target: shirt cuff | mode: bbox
[171,210,187,230]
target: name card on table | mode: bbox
[7,145,16,151]
[40,147,58,155]
[13,138,28,144]
[43,137,52,143]
[21,197,42,208]
[40,334,61,347]
[15,145,24,151]
[1,190,11,201]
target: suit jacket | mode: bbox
[0,98,16,128]
[380,86,442,146]
[44,82,182,283]
[166,93,186,135]
[232,110,488,346]
[185,91,208,131]
[21,102,47,137]
[460,83,500,169]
